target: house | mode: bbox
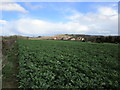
[56,37,63,40]
[81,38,85,41]
[62,37,68,40]
[70,38,75,40]
[54,37,57,40]
[76,37,82,40]
[76,37,85,41]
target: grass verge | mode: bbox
[2,39,19,88]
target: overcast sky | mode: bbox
[0,1,118,36]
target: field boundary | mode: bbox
[2,37,19,88]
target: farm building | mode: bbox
[76,37,85,41]
[54,37,57,40]
[70,38,76,40]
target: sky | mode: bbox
[0,1,118,36]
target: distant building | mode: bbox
[54,37,57,40]
[62,37,68,40]
[70,38,75,40]
[76,37,85,41]
[56,37,63,40]
[81,38,85,41]
[76,37,82,40]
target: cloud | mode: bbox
[0,20,8,24]
[1,6,118,36]
[1,18,89,36]
[112,3,118,7]
[66,6,118,35]
[24,2,44,10]
[0,2,28,13]
[0,0,15,2]
[98,7,117,16]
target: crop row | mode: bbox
[17,39,119,88]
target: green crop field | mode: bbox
[17,39,119,88]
